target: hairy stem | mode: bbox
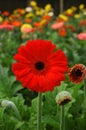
[60,105,65,130]
[37,92,42,130]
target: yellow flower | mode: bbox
[71,6,77,12]
[40,19,47,25]
[65,9,73,15]
[74,14,80,18]
[13,9,18,14]
[33,6,40,11]
[21,9,25,15]
[8,16,13,21]
[59,14,68,21]
[30,1,37,7]
[25,12,34,18]
[79,4,84,10]
[36,9,44,16]
[0,16,3,22]
[20,23,32,33]
[44,4,52,12]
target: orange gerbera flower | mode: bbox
[68,64,86,84]
[12,21,22,27]
[25,18,31,23]
[3,19,10,25]
[56,18,64,23]
[33,22,42,29]
[42,15,52,21]
[65,24,76,32]
[3,11,10,16]
[79,19,86,27]
[17,8,25,15]
[58,28,67,37]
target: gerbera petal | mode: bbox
[51,66,68,73]
[26,75,39,91]
[26,40,56,60]
[12,62,29,71]
[22,73,34,87]
[14,54,30,64]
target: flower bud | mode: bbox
[55,91,72,105]
[68,64,86,84]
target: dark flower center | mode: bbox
[75,69,82,77]
[35,61,45,70]
[60,99,71,105]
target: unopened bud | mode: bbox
[55,91,72,106]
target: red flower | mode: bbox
[58,28,67,37]
[3,11,10,16]
[79,19,86,27]
[12,40,68,92]
[65,24,75,32]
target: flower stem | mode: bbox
[37,92,42,130]
[84,78,86,114]
[60,105,65,130]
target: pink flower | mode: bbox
[51,22,64,30]
[0,24,14,31]
[77,32,86,40]
[22,27,34,33]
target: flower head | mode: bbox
[58,28,67,37]
[0,24,14,31]
[74,14,80,19]
[12,40,68,92]
[79,19,86,27]
[55,91,72,105]
[59,14,68,22]
[65,9,73,16]
[12,21,22,27]
[25,7,33,12]
[68,64,86,84]
[44,4,52,12]
[20,24,33,33]
[0,16,3,23]
[77,32,86,40]
[79,4,84,10]
[30,1,37,7]
[51,22,64,30]
[3,11,10,16]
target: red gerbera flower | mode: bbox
[12,40,68,92]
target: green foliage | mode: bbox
[0,64,85,130]
[0,30,21,66]
[0,65,22,98]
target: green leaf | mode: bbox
[0,65,22,97]
[76,116,86,130]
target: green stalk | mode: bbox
[37,92,42,130]
[84,78,86,114]
[60,105,65,130]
